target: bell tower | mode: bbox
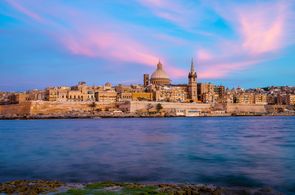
[188,58,198,101]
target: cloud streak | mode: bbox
[4,0,187,79]
[2,0,294,87]
[196,1,293,79]
[4,0,44,23]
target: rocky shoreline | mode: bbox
[0,112,294,120]
[0,180,283,195]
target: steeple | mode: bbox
[188,57,198,101]
[190,58,195,73]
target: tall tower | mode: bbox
[143,74,149,87]
[188,58,198,101]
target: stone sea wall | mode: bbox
[120,101,211,113]
[226,103,267,113]
[0,101,294,118]
[30,101,93,116]
[0,102,32,116]
[0,101,115,118]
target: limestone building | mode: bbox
[287,94,295,105]
[144,59,199,102]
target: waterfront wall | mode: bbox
[1,101,294,118]
[0,101,116,117]
[226,103,266,113]
[119,101,211,113]
[0,102,32,116]
[30,101,92,116]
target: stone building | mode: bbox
[8,93,29,104]
[0,92,11,104]
[277,94,287,105]
[267,94,277,105]
[198,83,215,103]
[233,93,267,105]
[254,94,267,105]
[201,92,218,104]
[215,85,225,98]
[234,93,254,104]
[144,59,198,102]
[287,94,295,105]
[153,85,188,102]
[95,91,117,103]
[118,92,153,101]
[143,74,149,87]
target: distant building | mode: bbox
[254,94,267,105]
[287,94,295,105]
[234,93,254,104]
[144,59,199,102]
[1,59,294,107]
[277,94,287,105]
[143,74,149,87]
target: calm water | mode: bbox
[0,117,295,193]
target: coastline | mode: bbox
[0,180,283,195]
[0,112,294,120]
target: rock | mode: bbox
[0,180,63,194]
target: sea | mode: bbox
[0,117,294,194]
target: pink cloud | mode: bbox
[64,33,187,79]
[237,3,286,55]
[197,50,213,61]
[199,59,261,79]
[60,27,187,78]
[5,0,44,23]
[195,1,293,79]
[5,0,187,79]
[167,67,187,78]
[62,31,159,66]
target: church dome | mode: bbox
[151,61,170,79]
[150,61,171,85]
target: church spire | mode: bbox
[188,57,198,101]
[190,58,195,73]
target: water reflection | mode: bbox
[0,117,294,193]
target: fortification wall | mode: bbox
[0,102,32,116]
[226,103,266,113]
[120,101,211,113]
[0,101,117,117]
[30,101,117,116]
[30,101,92,115]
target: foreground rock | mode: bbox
[0,180,63,194]
[0,180,283,195]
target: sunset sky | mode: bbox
[0,0,294,91]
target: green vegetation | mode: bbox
[58,188,118,195]
[156,103,163,112]
[1,180,279,195]
[86,181,121,189]
[58,182,164,195]
[0,180,63,194]
[121,185,163,195]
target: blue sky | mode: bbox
[0,0,294,91]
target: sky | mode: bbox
[0,0,295,91]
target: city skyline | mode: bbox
[1,0,295,91]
